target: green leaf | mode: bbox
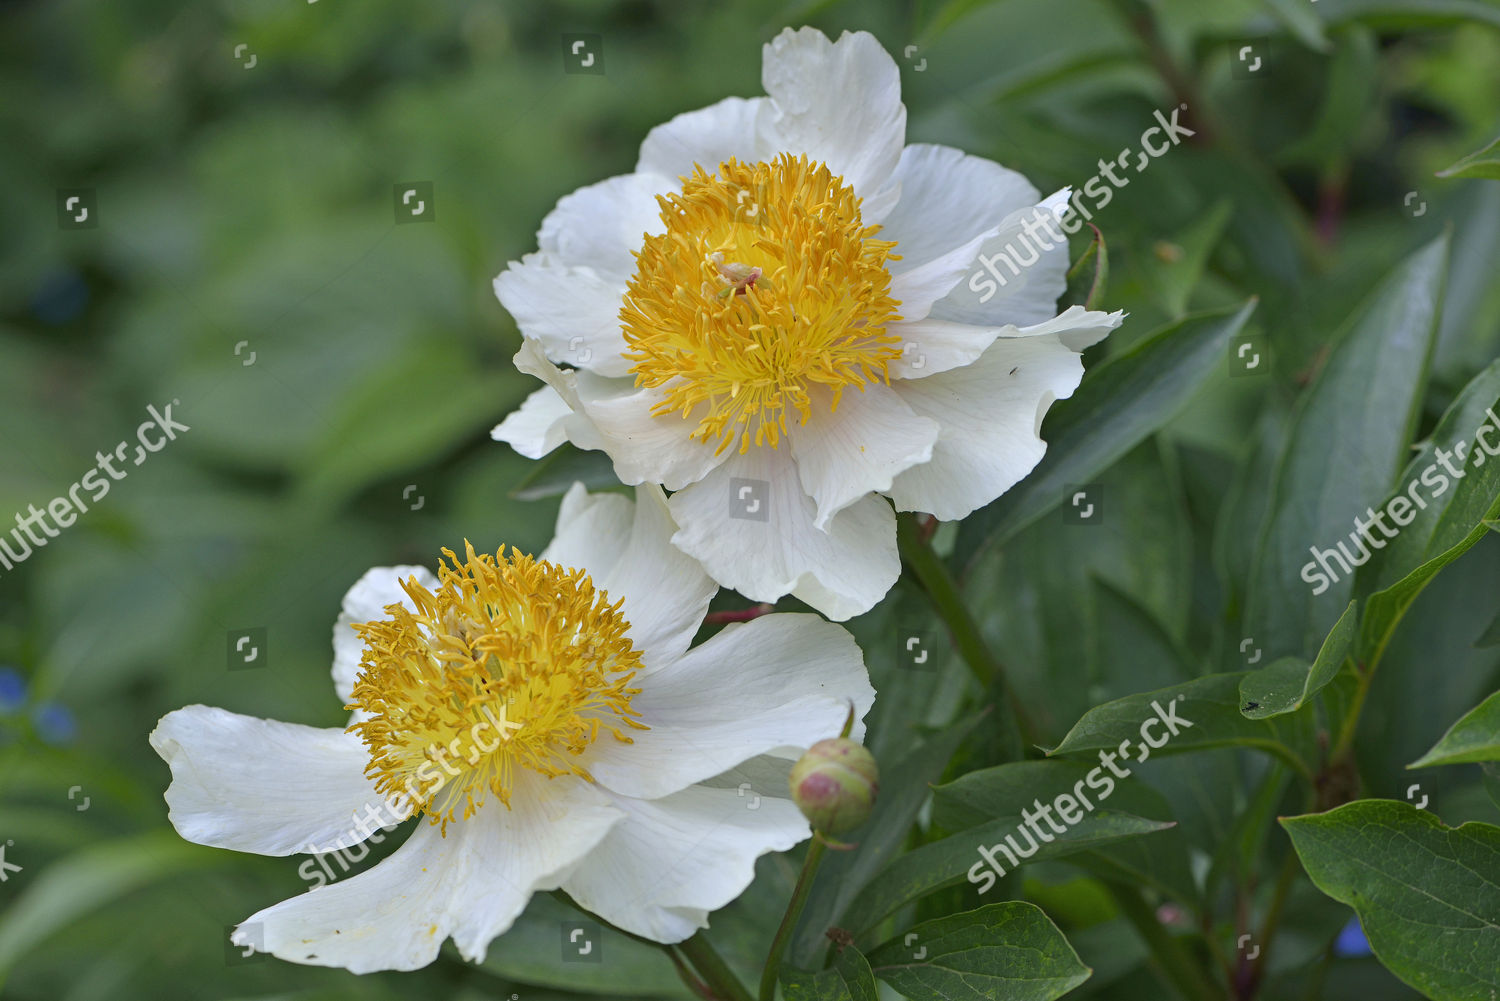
[1064,224,1109,311]
[1410,690,1500,767]
[1357,358,1500,591]
[866,902,1091,1001]
[1048,674,1315,779]
[781,947,878,1001]
[960,300,1258,566]
[1277,27,1379,167]
[509,442,620,501]
[1248,236,1448,660]
[1208,765,1294,894]
[478,894,691,997]
[847,810,1173,933]
[1437,134,1500,180]
[1322,0,1500,31]
[1484,763,1500,811]
[294,339,516,509]
[833,946,879,1001]
[1283,800,1500,1001]
[0,831,231,982]
[1150,201,1233,318]
[1479,605,1500,648]
[932,757,1197,904]
[1352,358,1500,664]
[1263,0,1330,50]
[1239,600,1357,719]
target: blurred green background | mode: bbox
[1,0,1498,998]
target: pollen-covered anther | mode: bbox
[345,542,646,833]
[622,153,904,454]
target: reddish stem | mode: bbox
[704,604,775,624]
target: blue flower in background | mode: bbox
[34,702,77,745]
[1334,917,1372,957]
[0,666,26,714]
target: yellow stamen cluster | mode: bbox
[621,154,904,454]
[346,543,645,833]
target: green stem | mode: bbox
[1106,883,1221,1001]
[1242,851,1300,1000]
[759,836,830,1001]
[679,933,755,1001]
[667,946,717,1000]
[1331,663,1372,762]
[895,512,1036,752]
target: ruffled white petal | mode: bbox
[998,304,1125,352]
[543,483,716,669]
[886,333,1086,521]
[582,613,873,800]
[492,253,632,378]
[150,706,406,856]
[886,316,1001,379]
[506,338,609,453]
[758,29,906,218]
[637,97,772,180]
[562,783,809,942]
[538,172,671,280]
[490,384,574,459]
[232,775,623,972]
[789,383,937,528]
[880,144,1039,273]
[928,190,1073,329]
[573,371,728,490]
[888,226,996,323]
[332,565,440,704]
[666,446,898,620]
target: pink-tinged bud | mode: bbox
[789,738,878,835]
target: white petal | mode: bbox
[928,194,1073,329]
[562,783,809,943]
[233,775,623,972]
[491,384,574,459]
[758,29,906,207]
[582,613,873,800]
[543,483,716,668]
[542,483,634,583]
[574,371,728,490]
[332,565,440,704]
[789,382,937,529]
[880,144,1039,273]
[667,447,899,620]
[886,316,1001,379]
[504,338,608,453]
[538,172,670,280]
[888,226,996,322]
[998,304,1125,352]
[492,252,632,377]
[887,333,1085,521]
[150,706,406,856]
[637,97,772,179]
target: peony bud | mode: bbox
[789,738,878,835]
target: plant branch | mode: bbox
[1239,850,1301,1000]
[1106,883,1221,1001]
[895,511,1036,753]
[679,933,755,1001]
[759,836,830,1001]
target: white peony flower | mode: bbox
[492,26,1123,621]
[149,483,873,973]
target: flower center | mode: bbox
[346,543,645,832]
[621,154,903,455]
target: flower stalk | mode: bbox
[895,511,1036,754]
